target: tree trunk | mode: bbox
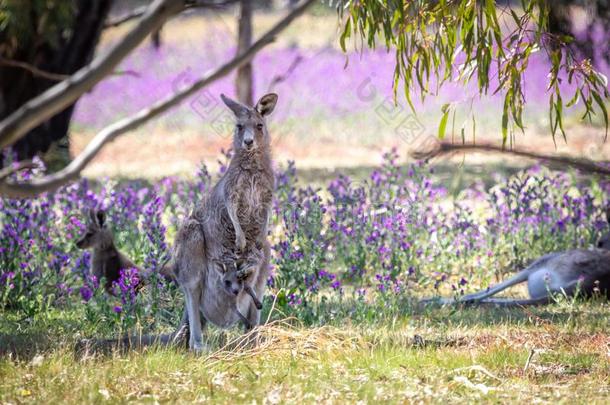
[0,0,113,168]
[236,0,253,105]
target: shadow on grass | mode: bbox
[2,298,608,361]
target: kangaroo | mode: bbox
[425,211,610,307]
[214,258,263,329]
[76,208,175,295]
[76,208,141,295]
[173,93,277,352]
[212,242,265,309]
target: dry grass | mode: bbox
[1,304,609,404]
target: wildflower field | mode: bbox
[1,10,610,405]
[1,148,610,403]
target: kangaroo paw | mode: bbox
[245,286,263,310]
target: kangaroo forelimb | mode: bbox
[244,285,263,310]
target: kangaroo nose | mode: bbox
[244,138,253,147]
[232,288,239,296]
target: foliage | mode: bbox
[335,0,610,144]
[0,0,76,57]
[1,150,608,334]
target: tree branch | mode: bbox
[0,58,69,81]
[0,0,317,198]
[412,141,610,177]
[0,161,40,182]
[104,6,148,28]
[104,0,240,28]
[0,0,185,151]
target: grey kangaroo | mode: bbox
[214,258,263,329]
[426,211,610,307]
[172,93,277,352]
[76,208,140,295]
[215,242,265,309]
[76,208,174,295]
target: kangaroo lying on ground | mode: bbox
[76,209,141,295]
[173,93,277,352]
[425,211,610,307]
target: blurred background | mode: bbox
[3,0,609,181]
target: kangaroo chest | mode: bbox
[91,250,121,279]
[229,174,273,229]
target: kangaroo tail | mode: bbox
[475,296,551,307]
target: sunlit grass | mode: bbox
[1,302,609,404]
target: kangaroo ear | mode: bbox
[255,93,278,116]
[96,209,106,228]
[220,94,249,117]
[87,208,97,225]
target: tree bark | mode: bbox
[236,0,253,105]
[0,0,114,165]
[0,0,183,152]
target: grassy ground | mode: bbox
[1,302,609,404]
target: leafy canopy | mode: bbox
[336,0,610,145]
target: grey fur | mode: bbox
[76,208,139,295]
[172,93,277,352]
[424,220,610,307]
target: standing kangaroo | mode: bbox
[76,208,140,295]
[173,93,277,352]
[425,211,610,306]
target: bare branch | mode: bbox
[0,58,69,81]
[0,161,40,182]
[412,141,610,177]
[0,57,143,82]
[104,6,148,28]
[0,0,317,198]
[104,0,240,28]
[0,0,184,151]
[267,54,303,92]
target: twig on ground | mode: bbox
[523,348,536,374]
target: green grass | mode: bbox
[1,303,609,404]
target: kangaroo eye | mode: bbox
[256,124,263,130]
[236,124,244,131]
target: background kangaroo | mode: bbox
[76,208,140,295]
[173,93,277,352]
[76,208,175,295]
[425,211,610,306]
